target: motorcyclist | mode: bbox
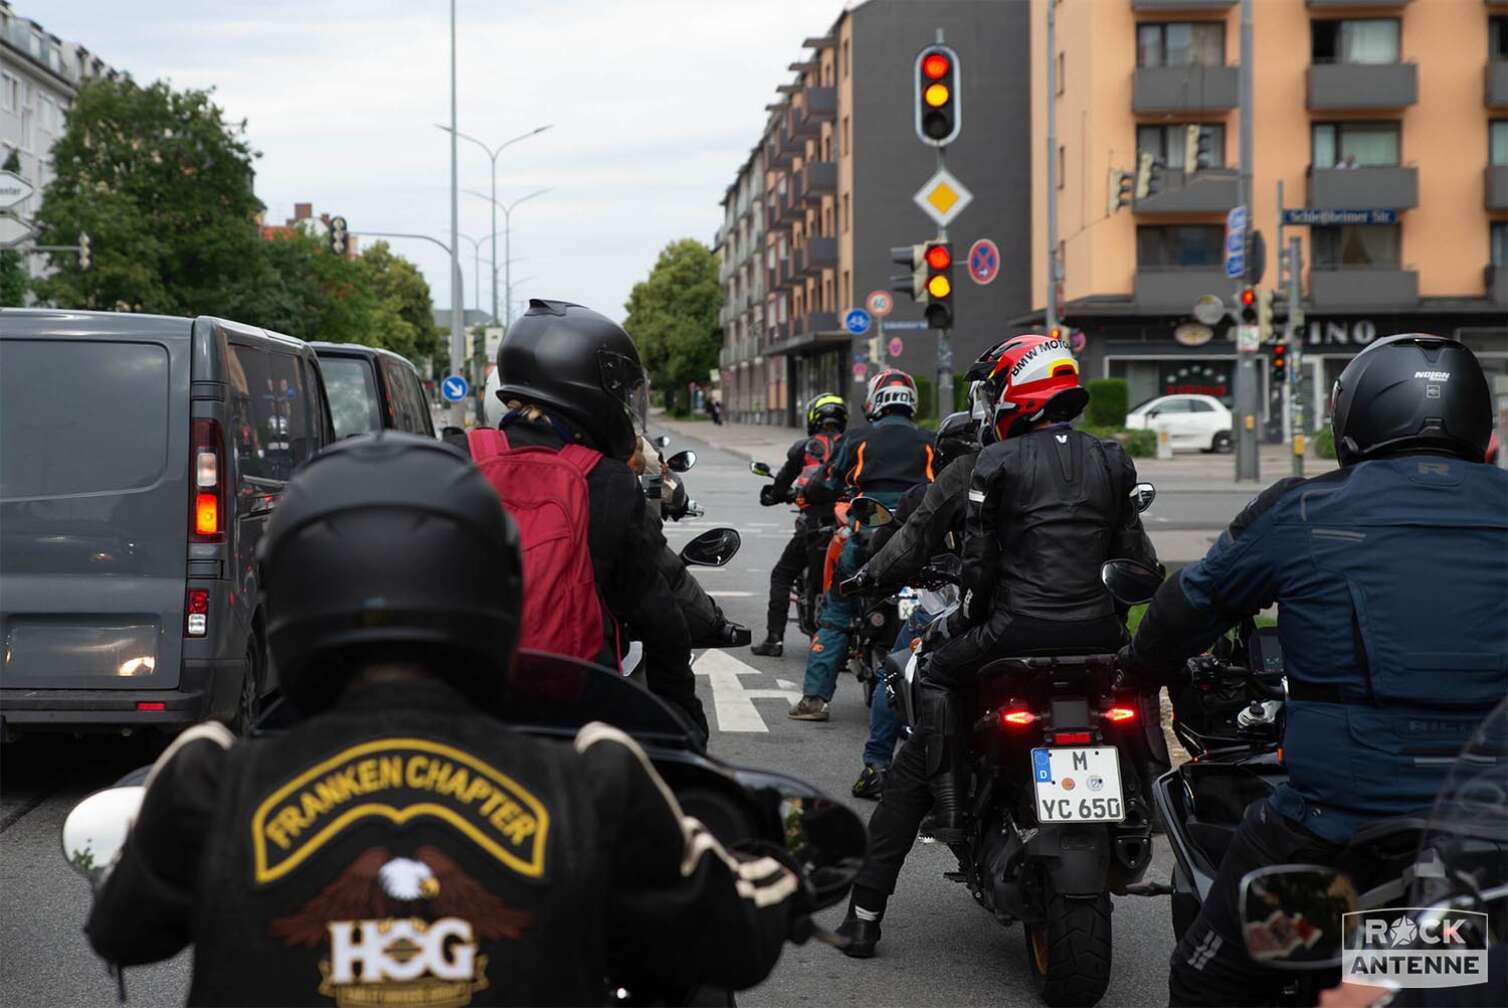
[788,370,936,722]
[447,299,707,737]
[84,432,801,1005]
[845,407,985,799]
[834,335,1158,956]
[1120,334,1507,1007]
[752,393,848,658]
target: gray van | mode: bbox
[311,342,436,439]
[0,310,335,737]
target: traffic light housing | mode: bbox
[77,231,92,271]
[1270,343,1287,384]
[328,215,349,256]
[923,240,953,329]
[1135,152,1164,200]
[1107,168,1134,213]
[1256,289,1275,342]
[1237,286,1257,325]
[1183,125,1213,172]
[890,244,927,301]
[914,44,961,147]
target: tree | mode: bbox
[359,241,436,361]
[31,78,263,314]
[623,239,722,412]
[0,149,24,306]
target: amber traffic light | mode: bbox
[914,44,960,147]
[923,240,953,329]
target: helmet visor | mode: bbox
[598,348,647,433]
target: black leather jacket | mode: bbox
[87,680,795,1005]
[963,426,1157,621]
[863,450,978,591]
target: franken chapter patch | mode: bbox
[251,739,549,884]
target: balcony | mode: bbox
[1488,166,1508,210]
[779,187,804,224]
[1489,62,1508,108]
[777,311,841,351]
[798,161,837,203]
[1133,267,1230,313]
[1130,0,1234,9]
[792,88,836,136]
[1306,62,1417,111]
[1310,267,1418,309]
[798,237,838,276]
[1132,66,1238,113]
[1306,0,1410,7]
[766,127,796,169]
[1134,168,1239,214]
[780,120,804,158]
[1488,266,1508,307]
[1308,165,1418,210]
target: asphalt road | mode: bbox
[0,424,1193,1008]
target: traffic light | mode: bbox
[1134,152,1164,199]
[328,215,349,256]
[1183,125,1213,172]
[922,240,953,329]
[77,231,92,271]
[890,243,927,301]
[1270,343,1287,385]
[1256,289,1275,342]
[1237,286,1257,325]
[914,44,961,147]
[1107,168,1134,213]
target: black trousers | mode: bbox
[1168,798,1343,1007]
[764,529,808,640]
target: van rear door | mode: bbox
[0,327,190,692]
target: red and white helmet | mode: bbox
[864,368,918,420]
[981,334,1088,440]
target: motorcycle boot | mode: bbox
[750,636,783,657]
[834,909,882,959]
[919,682,969,842]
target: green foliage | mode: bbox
[1314,425,1337,459]
[910,375,969,423]
[1078,424,1157,457]
[624,239,722,395]
[1086,379,1129,428]
[0,150,24,306]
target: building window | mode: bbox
[1312,224,1402,269]
[842,193,850,233]
[1492,223,1508,267]
[1137,123,1225,169]
[842,39,850,80]
[841,115,850,157]
[842,270,850,308]
[1312,122,1399,168]
[1,73,18,113]
[1492,16,1508,60]
[1136,225,1224,269]
[821,135,831,161]
[1136,22,1224,67]
[1492,120,1508,167]
[1312,19,1399,65]
[28,31,42,58]
[1056,52,1065,94]
[1056,145,1065,188]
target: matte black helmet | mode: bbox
[935,411,979,469]
[258,432,522,715]
[1329,334,1493,466]
[495,299,646,460]
[805,392,849,435]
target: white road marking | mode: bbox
[776,678,797,690]
[708,590,756,597]
[694,650,801,733]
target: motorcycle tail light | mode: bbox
[1054,731,1092,745]
[869,611,887,627]
[1103,706,1137,723]
[1000,708,1036,728]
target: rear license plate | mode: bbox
[1031,747,1125,823]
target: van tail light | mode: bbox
[136,702,166,712]
[1103,706,1138,723]
[186,588,209,637]
[191,418,225,542]
[1000,707,1037,728]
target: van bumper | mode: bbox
[0,658,246,734]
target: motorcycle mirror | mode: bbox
[1239,864,1355,970]
[847,496,893,528]
[679,527,741,567]
[666,450,697,473]
[749,461,773,478]
[1100,559,1164,605]
[653,434,672,449]
[61,785,145,887]
[1130,482,1157,513]
[779,794,868,911]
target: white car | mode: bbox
[1125,394,1233,453]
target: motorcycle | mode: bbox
[750,461,824,638]
[836,498,907,708]
[621,526,750,679]
[60,653,868,1006]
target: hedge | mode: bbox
[1079,423,1157,458]
[1314,425,1337,459]
[1086,378,1129,428]
[912,374,970,422]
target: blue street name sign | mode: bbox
[1281,208,1398,226]
[881,319,929,332]
[1224,205,1247,281]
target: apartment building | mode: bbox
[0,1,120,288]
[717,0,1032,427]
[1032,0,1507,435]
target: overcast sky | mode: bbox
[37,0,842,321]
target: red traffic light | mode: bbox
[1273,344,1287,356]
[925,244,951,270]
[922,52,951,80]
[1239,287,1256,307]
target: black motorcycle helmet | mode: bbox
[495,299,646,461]
[935,411,979,469]
[1329,334,1493,466]
[805,392,849,435]
[258,432,523,715]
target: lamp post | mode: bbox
[437,123,553,324]
[465,187,551,327]
[446,0,462,427]
[456,232,499,313]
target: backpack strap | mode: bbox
[558,443,603,476]
[467,427,510,460]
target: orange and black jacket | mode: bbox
[817,413,936,505]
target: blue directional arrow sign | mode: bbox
[1224,205,1248,280]
[440,375,470,403]
[844,308,872,336]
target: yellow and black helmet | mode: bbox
[805,392,849,435]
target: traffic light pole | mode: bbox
[1232,0,1259,482]
[933,26,953,423]
[1287,235,1305,477]
[1045,0,1059,337]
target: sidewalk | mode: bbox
[651,412,1336,490]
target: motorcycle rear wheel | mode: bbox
[1025,892,1112,1007]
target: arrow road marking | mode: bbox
[694,649,800,733]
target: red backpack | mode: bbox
[467,428,605,662]
[792,432,838,509]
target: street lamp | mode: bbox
[437,123,553,323]
[465,187,552,328]
[456,231,500,313]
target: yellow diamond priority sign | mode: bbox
[913,167,973,227]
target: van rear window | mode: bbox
[0,340,171,500]
[321,356,384,438]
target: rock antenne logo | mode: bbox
[1343,908,1490,990]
